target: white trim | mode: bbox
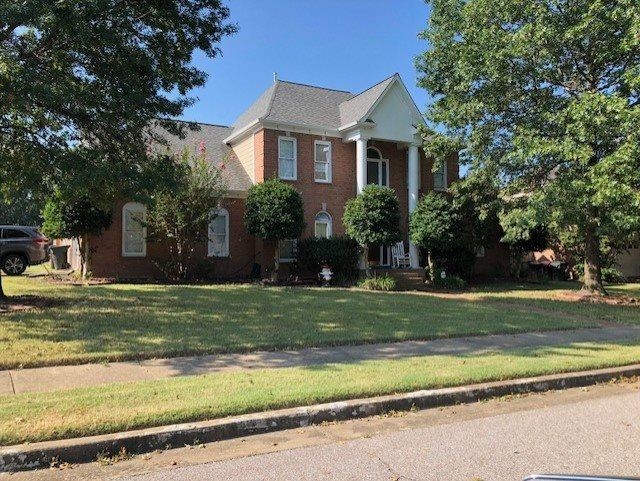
[314,140,332,183]
[207,208,230,258]
[225,119,342,145]
[122,202,147,257]
[314,211,333,238]
[278,136,297,180]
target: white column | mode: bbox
[408,144,420,268]
[356,137,368,194]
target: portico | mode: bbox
[341,75,425,269]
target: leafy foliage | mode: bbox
[0,192,44,226]
[296,236,360,280]
[358,274,396,291]
[244,179,305,242]
[41,192,112,240]
[417,0,640,293]
[0,0,236,202]
[145,146,227,280]
[409,192,458,255]
[343,185,401,248]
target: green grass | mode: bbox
[1,271,639,369]
[2,339,640,445]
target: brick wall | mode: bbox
[88,197,256,280]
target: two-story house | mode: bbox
[83,73,459,279]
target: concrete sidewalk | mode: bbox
[2,325,639,396]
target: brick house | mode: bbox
[82,73,462,279]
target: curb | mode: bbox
[2,363,640,472]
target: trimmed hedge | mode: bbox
[297,236,360,280]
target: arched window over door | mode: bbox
[366,147,388,186]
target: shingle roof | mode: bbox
[338,74,397,126]
[151,121,252,192]
[229,74,400,138]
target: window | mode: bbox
[366,147,389,187]
[314,140,332,183]
[122,202,146,257]
[433,162,447,191]
[208,208,229,257]
[314,212,332,238]
[278,239,297,262]
[278,136,297,180]
[1,228,29,239]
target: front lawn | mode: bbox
[4,272,636,369]
[2,339,640,445]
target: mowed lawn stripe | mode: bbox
[1,340,640,445]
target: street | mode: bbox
[12,379,640,481]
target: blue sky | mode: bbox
[180,0,433,126]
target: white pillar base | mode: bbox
[409,243,419,269]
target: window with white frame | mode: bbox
[122,202,146,257]
[433,162,447,190]
[278,239,297,262]
[314,140,332,183]
[314,212,332,238]
[208,208,229,257]
[278,136,297,180]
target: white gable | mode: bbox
[365,81,423,143]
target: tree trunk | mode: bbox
[82,236,91,279]
[362,245,370,278]
[427,251,435,282]
[271,255,279,282]
[582,228,606,295]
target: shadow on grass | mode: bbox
[0,280,636,369]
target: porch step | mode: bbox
[371,268,427,291]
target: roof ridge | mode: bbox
[344,73,398,103]
[263,82,279,120]
[159,118,231,129]
[276,79,353,95]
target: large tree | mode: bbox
[0,1,236,298]
[417,0,640,294]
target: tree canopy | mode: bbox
[343,185,401,248]
[417,0,640,293]
[0,0,236,197]
[244,179,306,242]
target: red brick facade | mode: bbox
[86,128,463,280]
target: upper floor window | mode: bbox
[314,211,332,238]
[433,162,447,191]
[314,140,332,183]
[122,202,146,257]
[278,136,297,180]
[208,208,229,258]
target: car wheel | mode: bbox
[1,254,28,276]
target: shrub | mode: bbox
[359,274,396,291]
[573,264,626,284]
[432,271,467,290]
[296,236,360,280]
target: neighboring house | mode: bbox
[78,73,460,279]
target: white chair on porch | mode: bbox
[391,241,411,269]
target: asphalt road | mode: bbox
[16,381,640,481]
